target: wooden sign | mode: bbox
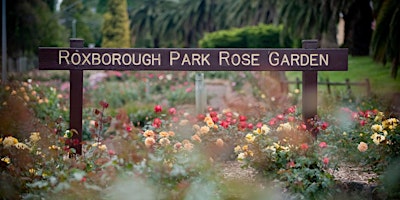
[39,48,347,71]
[38,39,348,154]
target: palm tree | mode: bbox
[224,0,277,27]
[175,0,223,47]
[279,0,345,47]
[371,0,400,79]
[129,0,162,47]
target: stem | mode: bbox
[98,107,104,143]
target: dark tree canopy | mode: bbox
[4,0,67,58]
[371,0,400,79]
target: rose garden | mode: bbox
[2,0,400,199]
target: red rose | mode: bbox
[168,107,177,115]
[154,105,162,113]
[221,121,229,128]
[319,141,327,148]
[210,111,218,118]
[321,122,329,130]
[239,115,247,122]
[300,143,309,150]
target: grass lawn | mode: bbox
[285,56,400,96]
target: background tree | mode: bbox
[4,0,67,59]
[129,0,162,47]
[60,0,102,47]
[224,0,277,27]
[101,0,131,47]
[342,0,373,55]
[371,0,400,79]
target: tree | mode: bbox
[342,0,373,55]
[278,0,373,50]
[60,0,102,46]
[101,0,130,48]
[224,0,277,27]
[129,0,162,47]
[5,0,67,59]
[371,0,400,79]
[278,0,343,47]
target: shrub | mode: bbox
[234,106,336,199]
[199,24,293,48]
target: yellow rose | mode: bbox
[2,136,18,148]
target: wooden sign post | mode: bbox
[39,39,348,154]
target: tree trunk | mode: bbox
[343,0,373,56]
[320,18,339,48]
[392,56,399,79]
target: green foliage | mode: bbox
[6,0,68,58]
[234,106,336,199]
[101,0,131,47]
[199,24,293,48]
[286,56,400,96]
[322,107,400,176]
[371,0,400,78]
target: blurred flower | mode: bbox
[261,125,271,134]
[237,153,246,161]
[98,144,108,151]
[1,157,10,164]
[29,132,41,143]
[220,121,229,128]
[183,142,193,151]
[371,124,383,132]
[319,142,327,148]
[174,142,182,150]
[287,161,295,168]
[321,122,329,130]
[168,107,176,115]
[199,126,210,135]
[159,138,171,146]
[154,105,162,113]
[277,122,291,132]
[382,118,399,130]
[300,143,309,150]
[15,142,30,150]
[192,124,200,130]
[323,157,329,165]
[49,145,61,150]
[159,131,169,138]
[99,100,109,109]
[245,133,255,143]
[234,145,241,153]
[371,133,385,145]
[191,134,202,143]
[215,138,224,147]
[143,130,155,138]
[108,149,116,156]
[152,118,162,128]
[179,119,189,126]
[145,137,156,148]
[2,136,18,148]
[357,142,368,152]
[276,114,284,121]
[374,112,384,122]
[206,119,214,127]
[168,131,175,137]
